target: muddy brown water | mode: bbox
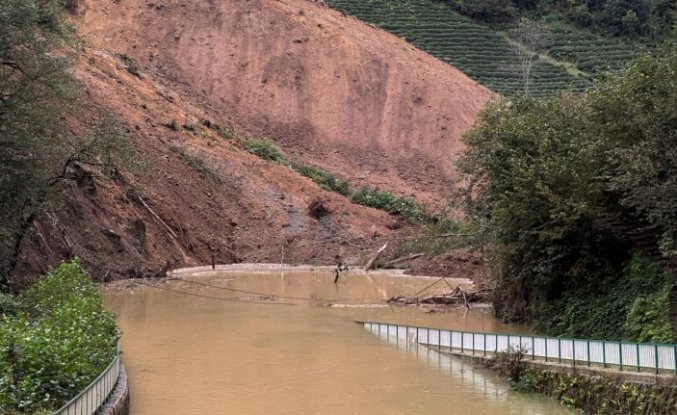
[104,268,573,414]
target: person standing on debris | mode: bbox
[333,255,348,283]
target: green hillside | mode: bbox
[547,25,639,74]
[329,0,640,97]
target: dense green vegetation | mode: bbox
[1,0,76,290]
[458,44,677,340]
[292,164,352,196]
[243,139,287,163]
[529,370,677,414]
[351,186,430,222]
[328,0,667,97]
[0,260,119,414]
[547,25,638,74]
[330,0,590,96]
[445,0,676,42]
[0,0,141,291]
[489,349,677,413]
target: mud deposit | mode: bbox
[105,269,572,414]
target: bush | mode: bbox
[0,293,18,316]
[485,346,527,383]
[243,139,286,163]
[458,48,677,337]
[0,260,119,414]
[292,164,351,196]
[206,122,233,140]
[350,186,429,222]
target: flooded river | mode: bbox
[104,267,573,414]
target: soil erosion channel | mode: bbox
[105,269,572,414]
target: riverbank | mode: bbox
[523,369,677,414]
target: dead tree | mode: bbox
[510,18,550,96]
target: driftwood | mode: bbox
[364,242,388,271]
[387,287,490,307]
[384,253,423,266]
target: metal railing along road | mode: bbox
[51,349,121,415]
[359,321,677,375]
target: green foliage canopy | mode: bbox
[1,1,144,291]
[0,260,118,414]
[0,0,76,289]
[458,44,677,339]
[446,0,676,41]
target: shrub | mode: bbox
[165,119,179,131]
[0,293,18,316]
[485,346,527,383]
[0,260,119,414]
[350,186,429,222]
[243,139,286,163]
[207,122,233,140]
[292,164,351,196]
[308,199,331,220]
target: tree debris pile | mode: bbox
[387,286,489,306]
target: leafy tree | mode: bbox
[1,1,144,291]
[586,45,677,257]
[0,260,118,414]
[0,0,76,291]
[601,0,650,36]
[458,44,677,337]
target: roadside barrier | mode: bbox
[51,348,121,415]
[359,321,677,374]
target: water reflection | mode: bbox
[376,330,561,414]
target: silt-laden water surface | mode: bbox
[104,267,573,414]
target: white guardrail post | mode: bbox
[358,321,677,375]
[51,347,121,415]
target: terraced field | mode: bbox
[329,0,591,96]
[546,25,640,74]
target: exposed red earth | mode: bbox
[12,0,492,289]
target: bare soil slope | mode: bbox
[13,49,398,288]
[77,0,492,204]
[13,0,492,288]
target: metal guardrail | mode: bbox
[51,349,121,415]
[360,321,677,375]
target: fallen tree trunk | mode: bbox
[364,242,388,272]
[385,253,423,266]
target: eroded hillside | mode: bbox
[12,0,492,287]
[77,0,492,204]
